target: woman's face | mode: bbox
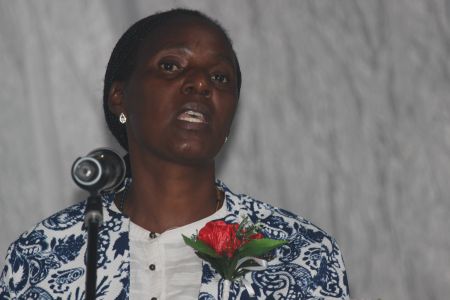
[114,17,239,165]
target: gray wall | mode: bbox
[1,1,449,299]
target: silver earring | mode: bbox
[119,113,127,124]
[225,136,228,143]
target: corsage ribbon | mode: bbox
[236,256,268,297]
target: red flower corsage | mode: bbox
[183,217,287,298]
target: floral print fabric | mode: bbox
[0,181,349,299]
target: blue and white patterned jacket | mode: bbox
[0,181,349,299]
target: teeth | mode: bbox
[186,110,203,118]
[178,110,206,123]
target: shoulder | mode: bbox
[1,194,129,299]
[0,201,88,298]
[222,181,333,244]
[7,200,87,256]
[5,191,120,255]
[238,193,341,256]
[10,200,87,253]
[221,182,350,299]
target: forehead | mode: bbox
[136,16,234,61]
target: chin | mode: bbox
[169,142,218,166]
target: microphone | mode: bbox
[71,148,126,194]
[72,148,126,299]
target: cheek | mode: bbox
[216,97,238,133]
[126,80,177,119]
[125,92,167,142]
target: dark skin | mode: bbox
[108,16,239,233]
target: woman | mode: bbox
[0,8,349,299]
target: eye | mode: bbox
[159,62,181,73]
[211,73,228,84]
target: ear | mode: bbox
[108,81,127,116]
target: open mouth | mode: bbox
[177,110,207,123]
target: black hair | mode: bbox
[103,8,242,151]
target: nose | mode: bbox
[181,70,211,98]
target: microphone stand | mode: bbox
[84,193,103,300]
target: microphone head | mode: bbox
[72,157,101,185]
[71,148,126,194]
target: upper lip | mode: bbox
[176,102,212,123]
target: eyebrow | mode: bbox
[157,44,234,66]
[215,53,234,66]
[157,44,193,55]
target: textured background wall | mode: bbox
[1,1,449,299]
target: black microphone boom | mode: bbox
[71,148,126,194]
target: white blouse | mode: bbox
[126,204,227,300]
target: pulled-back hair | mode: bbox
[103,8,242,151]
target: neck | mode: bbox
[122,147,218,233]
